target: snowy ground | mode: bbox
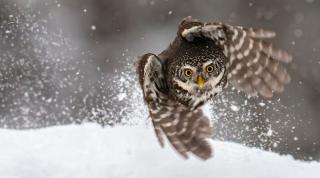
[0,124,319,178]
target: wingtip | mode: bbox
[183,16,193,22]
[195,150,213,161]
[286,54,293,63]
[181,16,200,24]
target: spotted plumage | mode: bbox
[136,16,292,160]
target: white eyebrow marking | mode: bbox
[182,65,197,71]
[202,61,213,68]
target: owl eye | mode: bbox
[205,65,215,73]
[184,69,193,77]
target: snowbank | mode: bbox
[0,124,319,178]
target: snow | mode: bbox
[259,102,266,107]
[230,104,240,112]
[0,124,319,178]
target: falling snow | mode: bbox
[230,104,240,112]
[259,102,266,107]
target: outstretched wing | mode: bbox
[136,53,214,160]
[180,16,292,98]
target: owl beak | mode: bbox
[197,75,204,88]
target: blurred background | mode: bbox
[0,0,319,161]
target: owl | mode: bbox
[136,16,291,160]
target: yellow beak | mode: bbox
[197,75,204,88]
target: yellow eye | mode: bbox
[184,69,193,77]
[206,65,215,73]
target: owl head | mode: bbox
[167,43,227,108]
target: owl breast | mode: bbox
[164,37,228,109]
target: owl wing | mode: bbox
[136,53,214,160]
[180,16,292,98]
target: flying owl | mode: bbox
[136,16,291,160]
